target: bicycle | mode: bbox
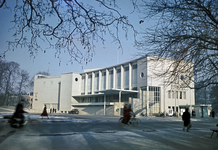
[118,113,141,127]
[9,114,41,132]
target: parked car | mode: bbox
[69,109,79,114]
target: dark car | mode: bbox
[69,109,79,114]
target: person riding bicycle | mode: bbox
[11,99,27,125]
[123,105,132,124]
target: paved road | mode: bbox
[0,113,218,150]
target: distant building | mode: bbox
[32,56,195,116]
[8,93,33,108]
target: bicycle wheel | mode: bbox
[118,117,125,127]
[132,118,139,127]
[137,118,141,125]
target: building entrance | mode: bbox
[142,86,160,116]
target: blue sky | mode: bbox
[0,1,149,78]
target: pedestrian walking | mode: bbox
[50,108,52,114]
[211,110,215,119]
[182,108,191,132]
[41,105,49,119]
[53,108,55,113]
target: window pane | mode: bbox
[87,74,92,94]
[81,75,85,94]
[108,70,113,89]
[183,92,186,99]
[168,90,171,98]
[132,64,137,88]
[116,68,121,89]
[124,66,129,89]
[102,71,106,90]
[94,73,99,91]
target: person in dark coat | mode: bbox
[41,105,49,119]
[126,105,132,124]
[182,108,190,132]
[211,110,215,119]
[12,99,27,124]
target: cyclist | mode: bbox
[122,105,127,124]
[126,105,133,124]
[11,99,27,126]
[123,104,132,124]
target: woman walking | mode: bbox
[182,108,190,132]
[41,104,49,119]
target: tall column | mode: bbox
[99,71,102,91]
[106,69,109,89]
[85,73,88,95]
[104,93,106,116]
[163,78,166,116]
[119,91,122,117]
[129,63,132,90]
[147,86,149,116]
[175,90,177,115]
[121,65,124,89]
[190,88,192,117]
[58,82,61,110]
[113,67,116,89]
[92,72,95,94]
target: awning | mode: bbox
[98,88,138,94]
[71,102,114,106]
[72,93,104,97]
[72,89,138,97]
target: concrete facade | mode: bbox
[33,56,195,116]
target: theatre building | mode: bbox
[32,55,195,116]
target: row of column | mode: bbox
[82,63,135,94]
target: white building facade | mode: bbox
[32,56,195,116]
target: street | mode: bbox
[0,113,218,150]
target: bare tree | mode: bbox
[3,61,20,105]
[0,60,8,94]
[18,70,30,97]
[0,0,137,64]
[136,0,218,89]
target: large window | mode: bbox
[168,90,171,98]
[102,71,106,90]
[124,66,129,90]
[142,86,160,114]
[81,75,85,94]
[132,64,137,89]
[183,92,186,99]
[94,73,99,92]
[108,69,113,89]
[87,74,92,94]
[116,68,121,89]
[180,91,182,99]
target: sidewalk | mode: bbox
[1,111,217,122]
